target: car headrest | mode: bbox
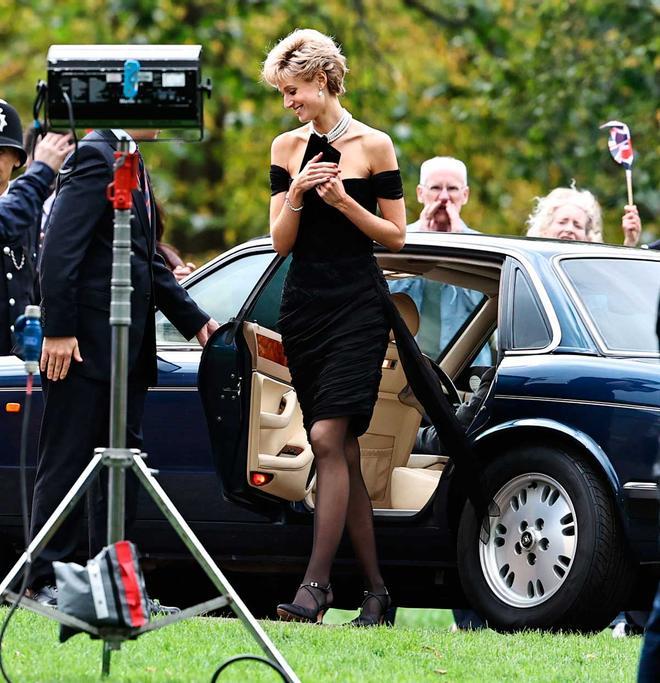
[390,292,420,337]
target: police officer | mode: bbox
[0,99,73,354]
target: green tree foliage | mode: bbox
[0,0,657,258]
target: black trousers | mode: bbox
[29,372,146,587]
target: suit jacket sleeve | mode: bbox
[152,252,209,340]
[0,162,55,244]
[40,144,112,336]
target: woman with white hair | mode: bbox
[262,28,406,625]
[526,187,600,241]
[526,186,641,245]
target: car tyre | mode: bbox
[457,444,633,632]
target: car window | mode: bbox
[561,257,660,354]
[247,255,292,330]
[388,276,490,363]
[156,251,274,345]
[511,268,552,349]
[474,330,498,367]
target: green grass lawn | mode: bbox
[0,607,642,682]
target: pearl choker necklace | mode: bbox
[310,108,353,144]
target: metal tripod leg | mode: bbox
[130,454,300,683]
[0,452,104,597]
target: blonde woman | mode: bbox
[526,187,600,241]
[263,29,406,625]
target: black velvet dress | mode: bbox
[270,134,497,529]
[270,134,403,437]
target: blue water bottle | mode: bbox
[13,305,42,374]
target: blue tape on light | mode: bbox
[123,59,141,100]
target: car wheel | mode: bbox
[457,444,633,632]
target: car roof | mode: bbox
[235,232,660,262]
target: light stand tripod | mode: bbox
[0,138,299,682]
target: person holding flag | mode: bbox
[599,120,643,247]
[525,183,641,247]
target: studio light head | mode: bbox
[44,44,212,133]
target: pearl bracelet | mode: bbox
[285,193,304,212]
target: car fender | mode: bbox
[472,418,621,501]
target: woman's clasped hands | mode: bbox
[291,152,346,207]
[315,169,347,208]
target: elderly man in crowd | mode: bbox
[390,156,491,367]
[408,156,476,234]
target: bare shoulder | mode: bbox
[270,131,294,163]
[270,126,308,167]
[354,122,397,173]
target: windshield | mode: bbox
[561,257,660,354]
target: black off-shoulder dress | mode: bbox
[270,135,403,437]
[270,134,497,529]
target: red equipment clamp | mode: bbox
[106,151,139,210]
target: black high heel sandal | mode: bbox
[350,589,392,627]
[276,582,333,623]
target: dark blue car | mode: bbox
[1,233,658,631]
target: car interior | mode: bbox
[241,252,502,517]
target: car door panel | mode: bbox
[242,322,314,501]
[199,314,313,510]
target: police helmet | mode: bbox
[0,100,27,168]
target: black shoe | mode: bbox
[350,589,392,627]
[277,582,333,623]
[27,584,58,607]
[147,598,180,616]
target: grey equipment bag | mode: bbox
[54,540,150,641]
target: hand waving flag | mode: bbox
[600,120,634,169]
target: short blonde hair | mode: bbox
[526,186,602,238]
[262,29,348,96]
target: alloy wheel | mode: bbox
[479,473,578,608]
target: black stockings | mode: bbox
[293,417,385,613]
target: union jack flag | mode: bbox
[600,120,634,169]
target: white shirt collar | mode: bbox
[111,129,137,153]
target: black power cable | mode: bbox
[0,373,35,683]
[31,80,48,154]
[211,654,288,682]
[31,81,79,176]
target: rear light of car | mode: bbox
[5,403,21,413]
[250,472,274,487]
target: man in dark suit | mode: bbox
[28,129,218,606]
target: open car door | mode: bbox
[198,259,314,510]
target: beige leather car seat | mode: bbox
[389,292,420,341]
[387,293,445,510]
[358,292,423,508]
